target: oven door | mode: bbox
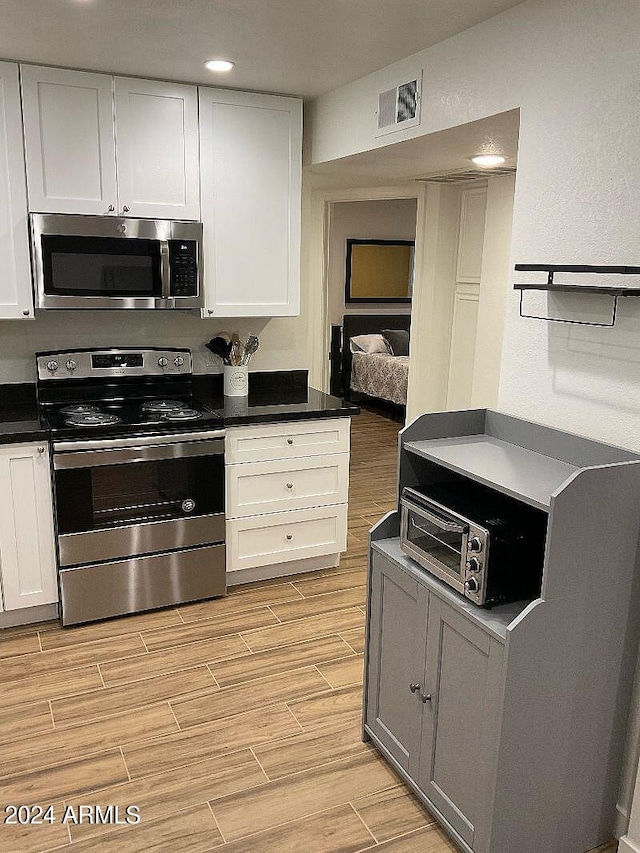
[400,494,469,594]
[53,434,225,567]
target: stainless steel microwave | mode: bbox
[400,484,547,608]
[30,213,203,310]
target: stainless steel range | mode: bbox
[37,347,226,626]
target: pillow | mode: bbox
[349,334,390,354]
[382,329,410,356]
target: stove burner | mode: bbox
[60,404,100,415]
[140,399,187,414]
[65,412,121,427]
[161,408,202,422]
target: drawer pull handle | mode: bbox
[287,438,294,445]
[286,482,294,490]
[286,534,293,541]
[421,692,432,703]
[409,682,420,693]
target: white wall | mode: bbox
[310,0,640,450]
[327,197,416,325]
[0,311,310,382]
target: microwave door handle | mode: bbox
[414,509,468,534]
[160,241,171,300]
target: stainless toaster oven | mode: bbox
[400,483,547,607]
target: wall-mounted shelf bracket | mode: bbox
[513,264,640,327]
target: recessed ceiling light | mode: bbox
[205,59,235,73]
[471,154,507,167]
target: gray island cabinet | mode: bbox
[363,409,640,853]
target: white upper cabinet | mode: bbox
[21,65,118,216]
[0,62,33,319]
[114,77,200,220]
[199,88,302,317]
[20,67,200,220]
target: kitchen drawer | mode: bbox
[227,453,349,518]
[226,504,348,572]
[225,418,350,464]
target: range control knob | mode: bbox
[174,356,185,367]
[46,360,59,372]
[157,356,169,368]
[467,557,481,573]
[65,359,77,372]
[468,536,483,553]
[464,577,480,593]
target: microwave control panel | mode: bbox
[169,240,198,297]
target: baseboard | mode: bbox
[619,836,640,853]
[227,553,341,586]
[0,602,58,629]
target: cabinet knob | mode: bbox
[409,682,420,693]
[37,446,45,454]
[107,204,115,212]
[287,438,294,445]
[421,692,432,703]
[122,205,130,213]
[286,482,293,490]
[22,309,30,316]
[286,534,293,541]
[207,309,213,315]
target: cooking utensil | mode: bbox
[242,335,259,365]
[205,335,233,364]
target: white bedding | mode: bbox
[350,351,409,405]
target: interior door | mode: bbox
[21,65,118,216]
[365,551,428,776]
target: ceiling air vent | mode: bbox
[416,166,517,184]
[376,73,422,137]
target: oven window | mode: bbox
[42,235,162,297]
[405,507,465,578]
[55,454,224,535]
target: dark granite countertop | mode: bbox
[193,371,359,425]
[0,384,49,444]
[0,371,359,445]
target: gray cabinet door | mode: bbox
[366,552,429,776]
[418,596,503,850]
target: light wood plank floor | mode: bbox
[0,409,618,852]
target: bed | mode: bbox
[330,314,411,407]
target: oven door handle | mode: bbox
[54,438,224,470]
[406,504,468,535]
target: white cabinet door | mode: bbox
[0,62,33,319]
[114,77,200,220]
[199,88,302,317]
[21,65,118,215]
[0,443,57,611]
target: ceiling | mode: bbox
[309,109,520,187]
[0,0,525,99]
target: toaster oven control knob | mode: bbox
[65,359,77,372]
[468,536,483,553]
[157,356,169,368]
[174,356,185,367]
[464,577,480,593]
[46,360,59,373]
[467,557,481,573]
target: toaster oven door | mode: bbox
[401,497,469,593]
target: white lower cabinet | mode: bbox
[225,418,350,583]
[0,443,57,610]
